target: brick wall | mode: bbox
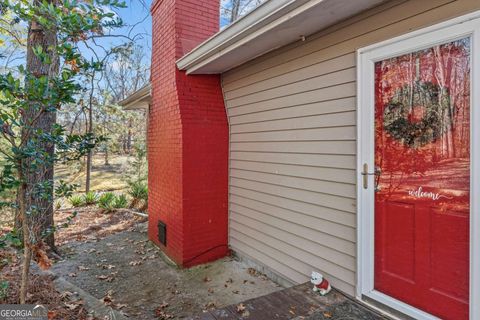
[148,0,229,267]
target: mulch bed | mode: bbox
[55,207,147,246]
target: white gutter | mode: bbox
[176,0,309,74]
[118,84,151,110]
[176,0,388,74]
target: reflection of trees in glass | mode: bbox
[375,38,470,194]
[383,82,448,148]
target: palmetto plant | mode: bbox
[98,192,115,212]
[82,191,99,205]
[98,192,128,212]
[128,181,147,209]
[112,194,128,209]
[68,195,84,208]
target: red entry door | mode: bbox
[374,38,471,320]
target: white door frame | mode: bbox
[357,11,480,320]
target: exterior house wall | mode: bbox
[221,0,480,295]
[149,0,229,267]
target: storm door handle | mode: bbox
[361,163,381,189]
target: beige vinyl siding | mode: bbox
[222,0,480,295]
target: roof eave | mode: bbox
[176,0,302,73]
[176,0,390,74]
[118,84,151,110]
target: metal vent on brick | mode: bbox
[157,221,167,245]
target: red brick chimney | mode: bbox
[148,0,229,267]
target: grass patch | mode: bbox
[55,154,133,193]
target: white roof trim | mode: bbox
[177,0,303,73]
[118,84,151,110]
[177,0,389,74]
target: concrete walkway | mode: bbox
[189,283,389,320]
[51,222,282,319]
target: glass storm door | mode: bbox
[374,38,471,320]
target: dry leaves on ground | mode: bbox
[204,301,216,310]
[154,302,173,319]
[55,208,146,246]
[128,260,142,266]
[0,249,90,319]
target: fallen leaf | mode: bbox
[154,308,174,319]
[129,260,142,266]
[32,242,52,270]
[59,291,74,299]
[208,288,214,294]
[101,264,116,270]
[204,302,216,310]
[232,290,239,294]
[64,300,83,310]
[236,303,246,313]
[323,311,333,318]
[289,306,296,315]
[78,265,90,271]
[203,276,211,282]
[96,274,116,282]
[102,293,114,306]
[68,273,77,278]
[47,310,57,319]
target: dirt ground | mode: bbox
[51,215,282,319]
[0,249,91,319]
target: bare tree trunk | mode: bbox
[104,145,109,166]
[85,73,95,193]
[126,118,132,154]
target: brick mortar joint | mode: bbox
[150,0,166,15]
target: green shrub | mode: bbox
[128,181,148,200]
[98,192,115,212]
[68,195,84,207]
[82,191,99,205]
[0,281,8,300]
[128,181,147,209]
[113,194,128,209]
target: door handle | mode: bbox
[361,163,381,189]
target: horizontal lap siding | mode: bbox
[222,0,479,295]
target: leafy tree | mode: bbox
[0,8,27,71]
[0,0,125,303]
